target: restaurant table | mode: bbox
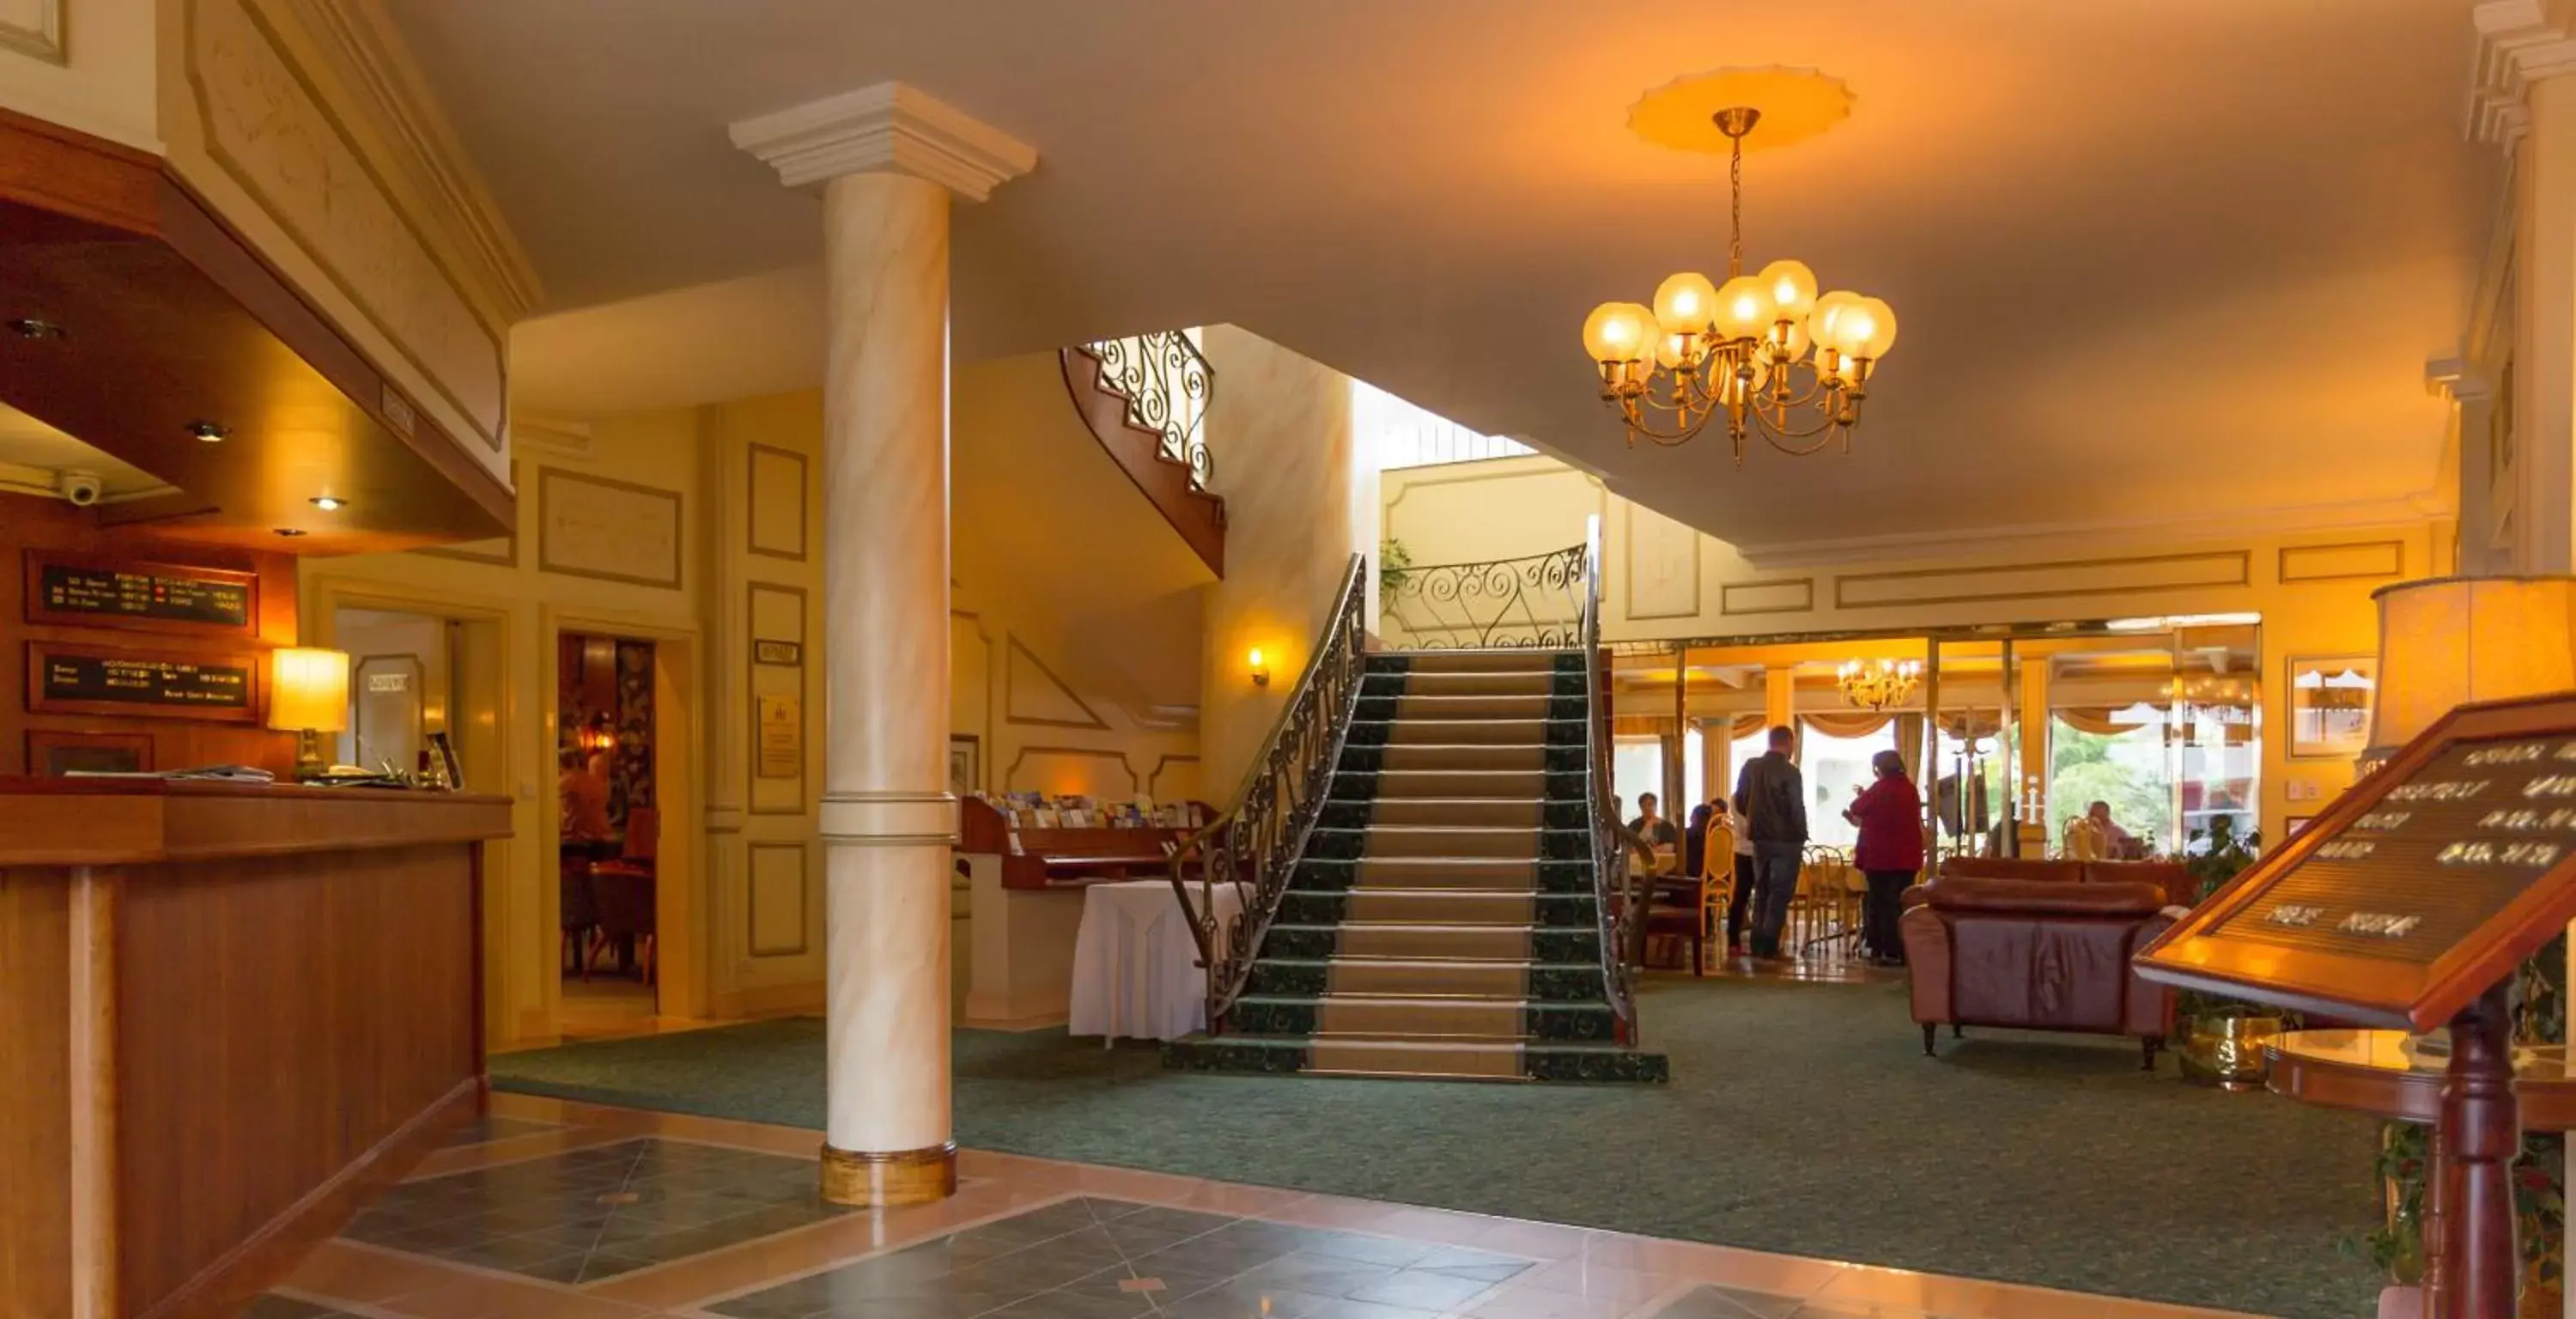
[2265,1029,2576,1318]
[1067,879,1244,1042]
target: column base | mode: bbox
[818,1140,957,1207]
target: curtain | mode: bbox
[1801,711,1896,739]
[1732,713,1765,738]
[1613,715,1676,737]
[2056,705,2160,737]
[1937,710,2003,739]
[1895,713,1927,782]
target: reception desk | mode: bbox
[0,778,510,1319]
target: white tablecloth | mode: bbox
[1067,879,1244,1042]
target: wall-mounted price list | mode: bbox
[24,552,258,636]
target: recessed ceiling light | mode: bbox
[187,421,229,443]
[274,527,307,538]
[6,317,65,340]
[309,495,347,511]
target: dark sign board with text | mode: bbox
[2138,691,2576,1030]
[25,641,261,724]
[23,551,258,636]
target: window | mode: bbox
[1612,735,1662,823]
[1800,720,1902,851]
[1356,380,1536,469]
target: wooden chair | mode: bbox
[558,844,598,979]
[1641,820,1722,976]
[1700,818,1737,951]
[588,807,659,982]
[1794,845,1861,957]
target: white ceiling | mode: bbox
[398,0,2495,554]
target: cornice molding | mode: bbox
[266,0,544,322]
[1731,495,2451,571]
[728,82,1036,199]
[510,414,595,460]
[2470,0,2576,147]
[2427,352,2494,403]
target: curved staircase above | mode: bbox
[1060,333,1226,577]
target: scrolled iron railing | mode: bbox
[1082,331,1214,491]
[1578,515,1651,1040]
[1377,544,1585,651]
[1169,554,1369,1030]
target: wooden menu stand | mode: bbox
[2138,692,2576,1319]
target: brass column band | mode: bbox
[818,1140,958,1206]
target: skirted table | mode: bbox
[2265,1029,2576,1317]
[1068,879,1242,1042]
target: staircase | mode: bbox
[1060,334,1227,577]
[1167,648,1667,1084]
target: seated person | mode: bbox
[1629,791,1683,858]
[2087,799,2149,860]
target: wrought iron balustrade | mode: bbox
[1079,331,1213,491]
[1577,518,1648,1041]
[1378,544,1584,650]
[1168,554,1368,1030]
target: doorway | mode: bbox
[557,630,662,1038]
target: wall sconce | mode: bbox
[1249,647,1270,688]
[267,647,350,781]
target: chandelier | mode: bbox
[1837,659,1921,712]
[1580,78,1898,463]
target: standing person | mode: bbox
[1844,749,1925,967]
[1682,802,1715,881]
[1724,798,1758,953]
[560,746,615,855]
[1734,725,1808,960]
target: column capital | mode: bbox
[2471,0,2576,147]
[729,81,1036,200]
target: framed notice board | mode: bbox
[2139,691,2576,1030]
[22,551,258,638]
[25,640,263,725]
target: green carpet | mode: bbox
[494,978,2384,1318]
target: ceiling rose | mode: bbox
[1582,66,1894,464]
[1625,65,1854,155]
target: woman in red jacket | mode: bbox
[1844,749,1925,967]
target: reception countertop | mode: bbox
[0,775,512,866]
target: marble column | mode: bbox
[732,82,1033,1207]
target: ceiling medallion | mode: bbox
[1581,67,1897,463]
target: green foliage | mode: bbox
[2044,722,2170,853]
[2186,815,2260,903]
[1378,538,1413,595]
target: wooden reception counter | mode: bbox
[0,777,511,1319]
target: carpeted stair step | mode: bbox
[1365,745,1550,772]
[1377,719,1546,746]
[1391,649,1579,675]
[1340,769,1556,800]
[1376,671,1562,697]
[1163,1032,1668,1084]
[1324,957,1534,998]
[1350,825,1542,860]
[1343,889,1535,923]
[1390,693,1556,720]
[1365,798,1545,828]
[1353,857,1542,888]
[1333,922,1538,960]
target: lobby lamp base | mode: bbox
[293,728,328,782]
[819,1141,957,1207]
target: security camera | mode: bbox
[57,471,102,507]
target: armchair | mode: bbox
[1899,876,2178,1068]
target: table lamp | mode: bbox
[268,647,350,782]
[2366,575,2576,774]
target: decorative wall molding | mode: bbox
[2277,539,2406,584]
[1146,754,1200,799]
[2426,352,2493,403]
[185,0,509,450]
[1003,635,1109,730]
[1719,578,1814,617]
[744,842,809,957]
[270,0,543,319]
[537,468,683,588]
[2471,0,2576,147]
[1834,549,2252,611]
[1735,496,2445,570]
[729,80,1036,198]
[746,443,809,562]
[510,415,594,460]
[0,0,64,64]
[1003,745,1139,795]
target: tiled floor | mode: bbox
[257,1094,2256,1319]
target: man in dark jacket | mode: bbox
[1733,724,1808,959]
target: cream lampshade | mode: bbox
[267,647,350,781]
[2365,576,2576,771]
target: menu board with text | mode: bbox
[25,641,260,724]
[2139,692,2576,1030]
[23,552,257,636]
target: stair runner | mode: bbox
[1166,650,1668,1083]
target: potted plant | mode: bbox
[2173,818,2294,1089]
[1378,538,1413,595]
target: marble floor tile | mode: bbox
[256,1094,2258,1319]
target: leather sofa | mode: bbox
[1899,876,2180,1068]
[1938,854,2198,909]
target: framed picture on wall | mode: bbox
[949,734,980,799]
[2286,655,2377,761]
